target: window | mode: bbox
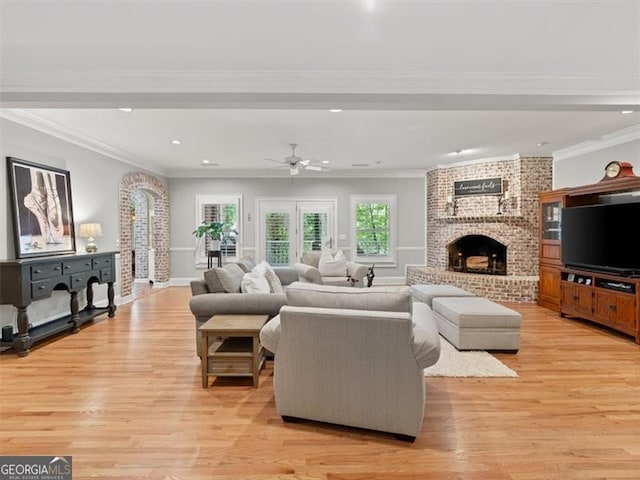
[195,194,242,265]
[350,195,396,265]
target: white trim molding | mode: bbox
[553,124,640,161]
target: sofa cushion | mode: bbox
[204,263,245,293]
[241,265,271,294]
[260,261,285,294]
[300,251,320,268]
[285,282,411,312]
[318,249,347,277]
[236,256,257,273]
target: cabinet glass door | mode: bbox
[542,201,562,240]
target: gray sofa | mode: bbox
[189,259,299,352]
[260,282,441,441]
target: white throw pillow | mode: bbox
[259,260,284,294]
[240,264,271,294]
[318,249,348,277]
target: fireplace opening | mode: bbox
[448,235,507,275]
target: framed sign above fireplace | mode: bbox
[454,177,503,197]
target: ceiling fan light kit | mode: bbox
[267,143,326,176]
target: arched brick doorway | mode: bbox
[119,172,169,298]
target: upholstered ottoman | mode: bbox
[411,284,475,307]
[432,297,521,352]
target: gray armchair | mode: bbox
[259,283,441,441]
[293,251,369,288]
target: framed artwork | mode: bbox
[567,273,575,282]
[7,157,76,258]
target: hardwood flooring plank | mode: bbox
[1,287,638,479]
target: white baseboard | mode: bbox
[116,294,135,305]
[170,277,198,286]
[371,276,406,286]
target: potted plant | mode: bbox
[193,221,225,251]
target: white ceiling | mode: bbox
[1,1,639,177]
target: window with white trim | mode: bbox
[350,195,396,265]
[195,194,242,265]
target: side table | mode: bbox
[198,314,269,388]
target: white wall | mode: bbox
[0,118,165,330]
[553,139,640,188]
[169,176,426,281]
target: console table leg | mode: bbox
[70,291,80,333]
[107,282,116,317]
[86,280,95,310]
[15,307,32,357]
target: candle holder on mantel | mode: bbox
[496,190,510,215]
[446,195,459,216]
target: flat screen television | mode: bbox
[561,201,640,276]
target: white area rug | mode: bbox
[424,337,518,377]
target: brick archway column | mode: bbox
[119,172,170,298]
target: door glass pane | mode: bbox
[302,212,327,252]
[542,201,561,240]
[265,212,290,266]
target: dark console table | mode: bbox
[0,251,118,356]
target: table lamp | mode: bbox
[79,223,103,253]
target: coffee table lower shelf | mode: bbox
[205,337,265,380]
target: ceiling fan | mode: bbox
[266,143,324,176]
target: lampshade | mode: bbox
[79,223,103,238]
[78,223,103,253]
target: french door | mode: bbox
[257,199,337,266]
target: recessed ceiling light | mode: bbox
[621,110,634,114]
[171,139,182,145]
[201,160,219,167]
[118,107,133,113]
[329,109,343,113]
[453,149,465,155]
[201,159,210,164]
[537,141,549,147]
[322,160,330,164]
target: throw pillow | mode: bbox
[317,249,347,277]
[259,260,284,294]
[205,263,245,293]
[240,265,271,293]
[236,256,256,273]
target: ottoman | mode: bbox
[411,284,475,307]
[432,297,521,352]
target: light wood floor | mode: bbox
[1,287,638,480]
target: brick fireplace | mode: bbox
[407,156,553,302]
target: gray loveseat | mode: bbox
[189,258,299,352]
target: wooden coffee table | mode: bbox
[198,314,269,388]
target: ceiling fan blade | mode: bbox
[266,158,284,164]
[299,159,311,166]
[304,165,322,171]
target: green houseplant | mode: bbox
[193,221,225,251]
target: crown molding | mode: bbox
[553,124,640,161]
[0,109,167,177]
[430,154,520,171]
[166,168,427,179]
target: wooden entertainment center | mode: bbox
[538,176,640,343]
